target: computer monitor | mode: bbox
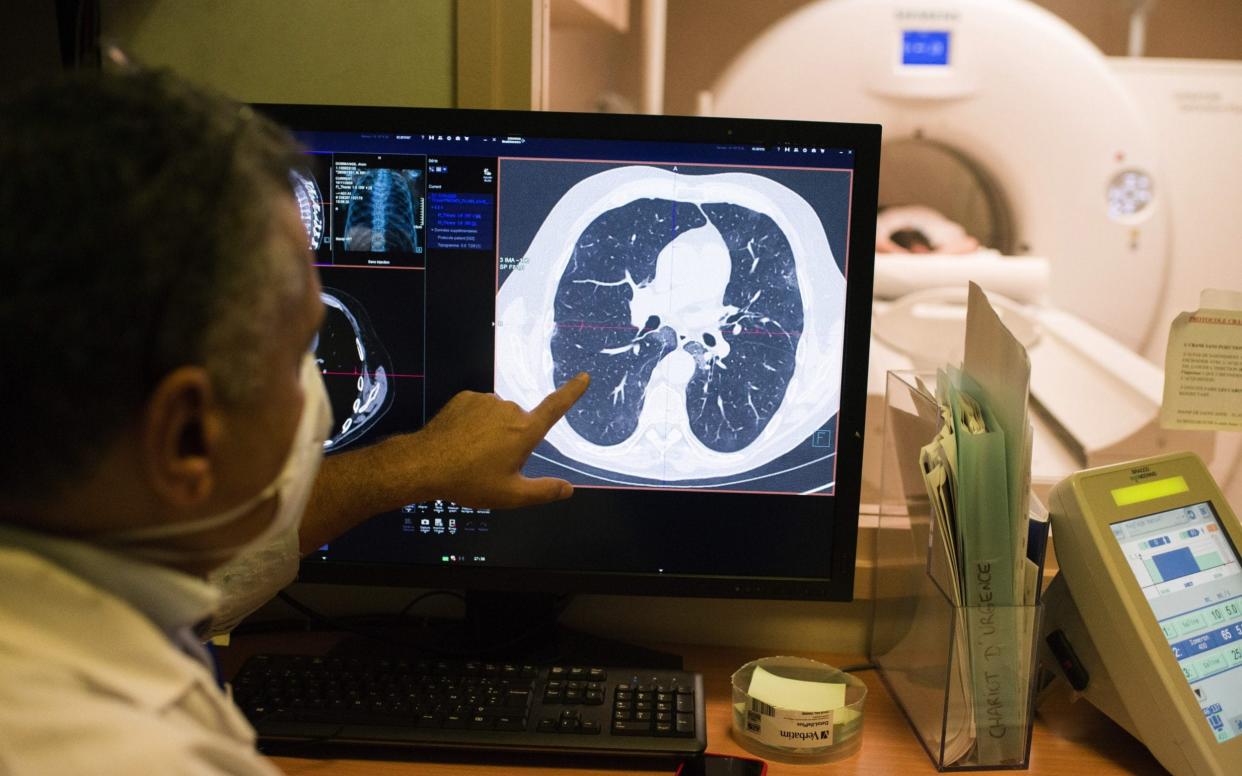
[257,103,879,637]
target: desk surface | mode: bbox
[220,636,1166,775]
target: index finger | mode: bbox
[529,372,590,433]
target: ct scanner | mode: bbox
[696,0,1240,505]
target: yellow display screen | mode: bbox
[1111,475,1190,507]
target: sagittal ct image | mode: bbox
[315,267,427,452]
[495,163,853,494]
[289,153,332,262]
[331,153,426,266]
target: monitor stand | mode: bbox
[328,590,684,670]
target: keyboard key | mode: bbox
[505,689,532,708]
[612,719,652,736]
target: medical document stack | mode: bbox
[870,283,1048,770]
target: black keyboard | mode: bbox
[232,654,707,758]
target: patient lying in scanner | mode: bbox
[876,205,980,254]
[870,204,1049,306]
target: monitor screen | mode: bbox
[258,104,879,602]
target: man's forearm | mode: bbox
[298,434,434,555]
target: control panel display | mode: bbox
[1111,501,1242,743]
[902,30,951,67]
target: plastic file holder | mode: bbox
[869,371,1041,771]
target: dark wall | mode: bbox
[0,1,63,93]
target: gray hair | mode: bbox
[0,69,308,497]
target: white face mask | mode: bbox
[108,353,333,566]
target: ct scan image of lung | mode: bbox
[495,165,847,491]
[315,288,395,450]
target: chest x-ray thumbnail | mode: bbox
[331,153,426,267]
[495,162,853,495]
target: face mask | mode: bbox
[108,353,333,565]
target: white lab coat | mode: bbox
[0,527,297,775]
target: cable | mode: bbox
[55,0,101,70]
[274,590,411,647]
[397,589,466,618]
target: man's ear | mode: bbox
[140,366,222,509]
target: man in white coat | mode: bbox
[0,69,588,774]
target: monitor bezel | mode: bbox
[255,103,880,602]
